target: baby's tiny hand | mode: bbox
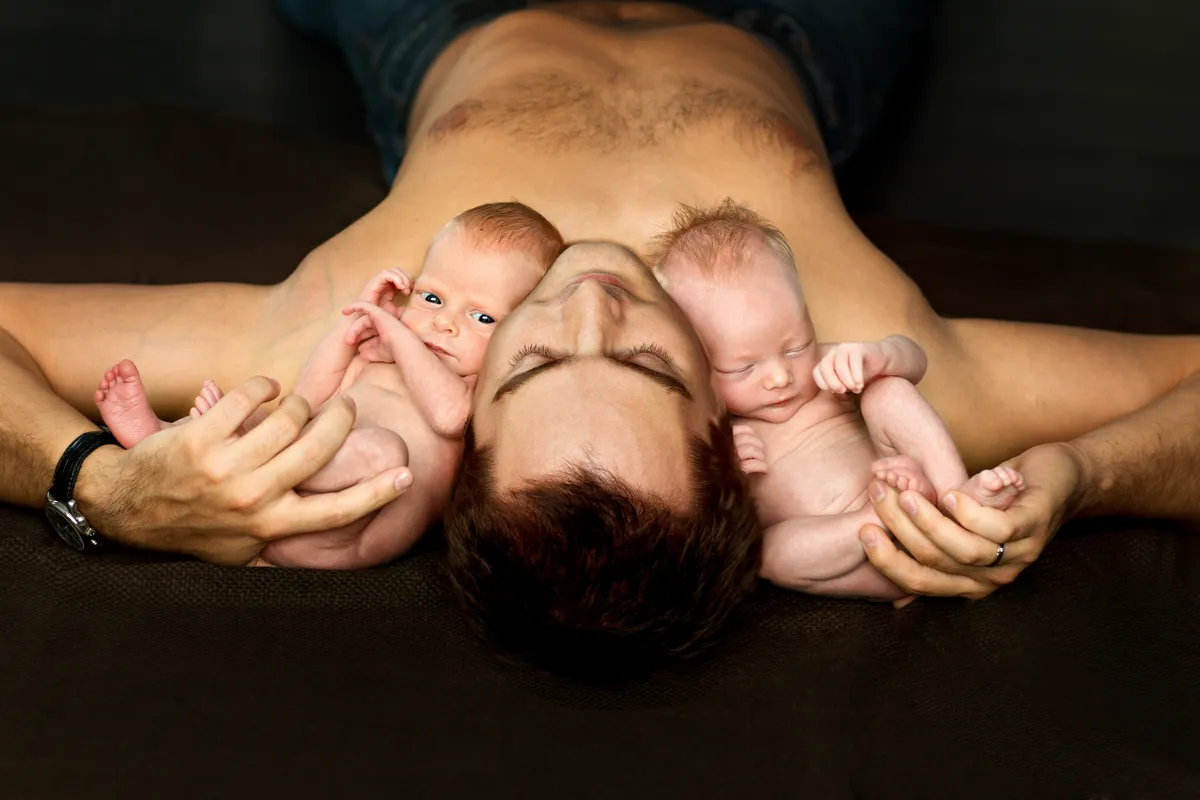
[359,268,415,315]
[813,342,885,395]
[343,301,383,347]
[732,423,768,475]
[357,337,393,363]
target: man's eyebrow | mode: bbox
[492,357,576,402]
[605,357,693,400]
[491,354,692,403]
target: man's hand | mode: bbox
[857,442,1086,604]
[77,376,412,565]
[356,268,414,316]
[732,423,768,475]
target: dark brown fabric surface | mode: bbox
[2,110,1199,799]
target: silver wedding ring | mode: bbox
[988,543,1005,568]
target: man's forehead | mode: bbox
[483,368,696,500]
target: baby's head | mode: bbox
[401,202,563,377]
[652,199,820,422]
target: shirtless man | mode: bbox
[2,2,1199,649]
[91,202,562,569]
[651,200,1025,598]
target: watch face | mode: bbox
[45,507,86,551]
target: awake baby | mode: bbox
[95,202,563,569]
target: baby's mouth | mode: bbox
[425,342,453,359]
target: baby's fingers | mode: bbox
[344,315,376,346]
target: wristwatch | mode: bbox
[44,427,123,551]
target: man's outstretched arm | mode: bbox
[0,280,270,507]
[0,280,408,562]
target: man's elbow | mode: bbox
[0,326,48,383]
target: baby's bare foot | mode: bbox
[871,455,937,503]
[94,359,167,448]
[955,466,1026,511]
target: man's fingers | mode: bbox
[195,376,282,441]
[942,489,1033,544]
[860,525,993,598]
[878,489,998,568]
[258,394,358,490]
[871,485,960,570]
[266,468,412,538]
[229,393,311,470]
[890,489,1005,568]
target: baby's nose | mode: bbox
[764,362,792,388]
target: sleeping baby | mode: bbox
[95,202,563,569]
[652,200,1023,598]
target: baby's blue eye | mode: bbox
[469,311,496,325]
[418,291,442,306]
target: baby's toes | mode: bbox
[993,466,1019,487]
[978,468,1005,493]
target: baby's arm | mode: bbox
[292,270,415,409]
[291,316,365,410]
[814,335,928,395]
[344,302,473,439]
[759,505,906,600]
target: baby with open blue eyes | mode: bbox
[96,202,563,568]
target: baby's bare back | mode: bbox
[744,391,881,526]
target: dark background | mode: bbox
[2,3,1199,799]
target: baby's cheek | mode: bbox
[457,334,490,376]
[716,376,756,416]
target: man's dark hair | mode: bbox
[443,418,762,676]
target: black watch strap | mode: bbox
[50,427,121,504]
[45,427,123,551]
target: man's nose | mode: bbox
[431,311,457,336]
[562,279,623,353]
[763,360,793,390]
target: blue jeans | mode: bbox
[277,0,937,183]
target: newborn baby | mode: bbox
[95,202,563,569]
[652,200,1023,598]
